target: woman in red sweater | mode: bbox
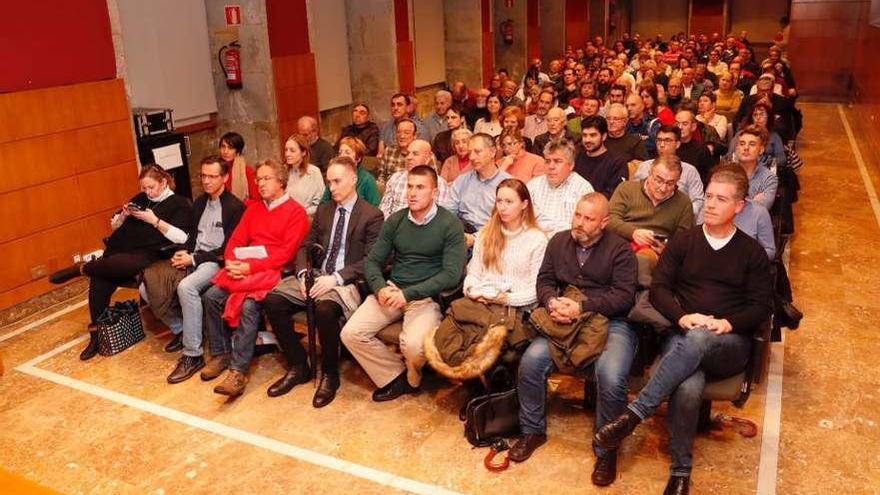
[200,158,310,398]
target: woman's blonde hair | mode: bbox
[480,178,539,273]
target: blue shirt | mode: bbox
[442,168,512,230]
[324,195,358,284]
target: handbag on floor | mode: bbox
[463,365,520,447]
[96,300,145,356]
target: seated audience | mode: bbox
[731,102,787,170]
[567,95,603,136]
[298,116,335,173]
[321,137,381,207]
[528,140,595,234]
[604,103,648,163]
[263,157,384,407]
[146,156,246,384]
[697,92,728,141]
[440,128,473,183]
[714,72,744,121]
[575,116,629,198]
[594,163,772,495]
[524,89,554,142]
[341,166,466,402]
[284,134,326,217]
[500,105,534,152]
[379,93,429,154]
[51,165,193,361]
[423,90,453,142]
[337,103,380,157]
[381,140,449,218]
[510,193,637,466]
[533,108,577,154]
[673,108,714,185]
[497,128,547,183]
[201,159,309,397]
[377,119,438,188]
[443,133,513,236]
[626,93,662,158]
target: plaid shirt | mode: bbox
[377,146,439,187]
[527,173,594,234]
[379,170,449,219]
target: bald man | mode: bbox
[533,107,578,155]
[379,140,448,218]
[604,103,647,163]
[298,116,335,172]
[510,192,637,469]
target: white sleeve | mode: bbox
[163,223,188,244]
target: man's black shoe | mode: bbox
[663,475,690,495]
[267,364,311,397]
[167,355,205,384]
[372,372,418,402]
[164,334,184,353]
[80,330,100,361]
[508,433,548,462]
[594,408,642,450]
[312,373,340,408]
[591,452,617,486]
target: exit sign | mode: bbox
[225,5,241,26]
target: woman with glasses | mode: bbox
[497,128,547,183]
[49,164,194,361]
[439,128,474,183]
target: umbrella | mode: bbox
[305,243,325,385]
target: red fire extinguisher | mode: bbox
[219,41,242,89]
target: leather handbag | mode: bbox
[96,300,145,356]
[463,387,520,447]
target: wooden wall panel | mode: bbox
[0,79,135,309]
[565,0,589,49]
[272,54,320,145]
[481,0,494,87]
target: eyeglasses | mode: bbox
[255,175,279,183]
[650,174,678,189]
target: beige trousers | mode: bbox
[340,295,441,388]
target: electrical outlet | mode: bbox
[30,264,48,280]
[84,249,104,262]
[72,252,82,264]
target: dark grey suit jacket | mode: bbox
[294,197,384,284]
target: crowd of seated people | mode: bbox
[48,29,803,495]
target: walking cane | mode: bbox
[305,243,325,385]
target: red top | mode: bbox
[224,197,309,274]
[657,106,676,126]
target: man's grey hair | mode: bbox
[543,139,576,164]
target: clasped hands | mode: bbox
[224,260,252,280]
[377,281,407,309]
[678,313,733,334]
[548,296,582,324]
[298,274,339,299]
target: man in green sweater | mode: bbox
[341,165,466,402]
[608,155,694,285]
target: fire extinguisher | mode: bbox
[219,41,242,89]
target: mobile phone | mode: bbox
[653,233,669,243]
[126,202,145,211]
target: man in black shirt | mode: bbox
[574,115,629,198]
[594,166,772,495]
[674,108,713,185]
[336,103,380,156]
[604,103,647,163]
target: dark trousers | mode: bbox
[263,293,344,376]
[83,251,154,324]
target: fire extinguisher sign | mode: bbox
[225,5,241,26]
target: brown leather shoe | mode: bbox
[594,409,641,450]
[591,452,618,486]
[200,353,230,381]
[663,475,690,495]
[213,370,248,397]
[508,433,547,462]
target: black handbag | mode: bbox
[96,300,145,356]
[463,387,520,447]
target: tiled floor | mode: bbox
[0,103,877,494]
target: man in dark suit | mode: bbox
[262,156,384,407]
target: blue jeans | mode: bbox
[628,327,751,476]
[518,319,633,436]
[202,285,263,373]
[592,319,639,459]
[140,262,219,357]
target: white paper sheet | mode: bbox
[234,245,268,260]
[152,143,184,170]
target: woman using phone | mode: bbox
[50,165,193,361]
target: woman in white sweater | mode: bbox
[463,178,548,308]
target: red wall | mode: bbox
[266,0,311,56]
[565,0,589,49]
[1,0,115,93]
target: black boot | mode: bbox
[663,475,690,495]
[80,331,100,361]
[49,264,83,284]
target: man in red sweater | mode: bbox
[201,159,309,397]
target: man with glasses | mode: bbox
[201,159,310,397]
[497,127,547,183]
[146,156,246,384]
[673,108,714,185]
[609,155,694,285]
[634,125,706,216]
